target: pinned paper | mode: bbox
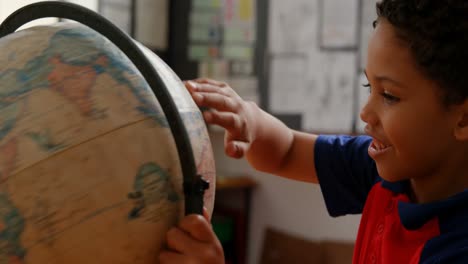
[239,0,253,21]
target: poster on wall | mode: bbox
[319,0,359,50]
[270,54,308,114]
[268,0,318,54]
[188,0,223,61]
[302,52,355,132]
[270,51,355,133]
[268,0,356,133]
[188,0,258,103]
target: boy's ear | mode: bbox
[454,99,468,140]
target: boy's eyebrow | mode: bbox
[363,69,406,88]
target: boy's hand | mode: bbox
[159,208,224,264]
[185,78,260,159]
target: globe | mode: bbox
[0,22,215,263]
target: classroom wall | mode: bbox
[0,0,60,28]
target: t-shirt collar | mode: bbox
[382,180,468,230]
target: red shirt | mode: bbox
[315,135,468,263]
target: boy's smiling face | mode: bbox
[361,19,463,186]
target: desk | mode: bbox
[217,176,258,190]
[214,176,257,264]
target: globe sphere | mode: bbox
[0,22,215,263]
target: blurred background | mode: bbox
[0,0,379,263]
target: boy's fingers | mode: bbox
[187,82,226,94]
[193,92,238,112]
[185,81,221,96]
[203,111,243,133]
[166,227,204,254]
[193,78,228,87]
[205,111,250,157]
[185,79,229,94]
[178,214,216,243]
[184,81,198,93]
[225,141,249,159]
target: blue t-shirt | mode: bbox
[315,135,468,264]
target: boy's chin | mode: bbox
[376,165,409,183]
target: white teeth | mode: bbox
[374,140,388,150]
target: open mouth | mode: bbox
[368,138,392,158]
[370,139,391,151]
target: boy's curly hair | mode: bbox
[375,0,468,106]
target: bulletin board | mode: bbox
[186,0,259,104]
[265,0,358,133]
[165,0,379,134]
[263,0,379,134]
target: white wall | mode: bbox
[64,0,99,11]
[209,131,361,264]
[0,0,99,26]
[0,0,60,28]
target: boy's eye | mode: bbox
[362,83,371,94]
[362,83,400,103]
[381,91,400,103]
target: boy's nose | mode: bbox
[360,98,379,127]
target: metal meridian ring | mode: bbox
[0,1,207,215]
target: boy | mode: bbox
[159,0,468,263]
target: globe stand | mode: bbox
[0,1,209,216]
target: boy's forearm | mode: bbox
[246,108,318,183]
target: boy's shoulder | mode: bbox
[419,230,468,264]
[421,191,468,263]
[356,182,468,263]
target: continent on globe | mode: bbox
[48,54,108,117]
[127,162,179,221]
[0,193,26,263]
